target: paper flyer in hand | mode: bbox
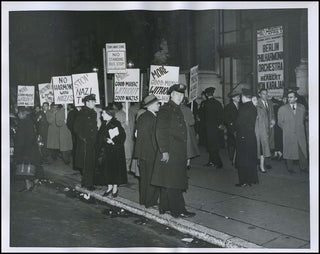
[109,127,119,139]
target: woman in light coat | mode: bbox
[46,103,60,160]
[56,105,73,164]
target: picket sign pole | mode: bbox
[191,100,194,113]
[64,103,68,123]
[125,101,129,124]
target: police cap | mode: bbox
[82,94,96,103]
[167,84,186,95]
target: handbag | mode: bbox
[15,161,36,176]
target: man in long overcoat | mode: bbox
[235,89,259,187]
[223,91,240,164]
[204,87,224,168]
[134,94,160,208]
[46,103,60,160]
[151,84,195,218]
[278,91,308,173]
[73,94,98,190]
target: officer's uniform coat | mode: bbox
[151,100,188,190]
[73,106,98,187]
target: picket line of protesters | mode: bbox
[12,83,308,217]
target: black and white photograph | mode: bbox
[1,1,319,252]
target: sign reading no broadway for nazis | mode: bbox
[72,72,100,106]
[38,83,54,106]
[149,65,180,102]
[106,43,127,74]
[114,69,140,102]
[51,76,74,105]
[17,85,35,107]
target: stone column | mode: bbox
[295,58,308,97]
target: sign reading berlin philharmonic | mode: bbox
[149,65,180,102]
[38,83,54,106]
[17,85,35,106]
[106,43,127,73]
[114,69,140,102]
[51,76,74,105]
[257,25,284,97]
[72,72,100,106]
[189,65,199,102]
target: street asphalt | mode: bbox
[41,146,312,250]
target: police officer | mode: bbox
[151,84,196,218]
[73,94,98,190]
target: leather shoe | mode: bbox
[235,183,248,187]
[103,189,112,197]
[204,162,215,167]
[179,211,196,218]
[259,167,267,173]
[159,209,166,215]
[112,189,118,198]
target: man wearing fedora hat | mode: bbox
[151,84,195,218]
[224,90,241,165]
[73,94,98,190]
[134,94,160,208]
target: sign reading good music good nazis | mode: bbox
[257,25,284,98]
[72,72,100,106]
[38,83,54,106]
[17,85,35,106]
[149,65,180,102]
[114,68,140,102]
[51,76,74,105]
[106,43,127,73]
[189,65,199,102]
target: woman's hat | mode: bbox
[143,94,159,108]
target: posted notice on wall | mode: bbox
[257,25,284,98]
[149,65,180,102]
[106,43,127,74]
[51,76,74,105]
[114,68,140,102]
[72,72,100,106]
[189,65,199,102]
[17,85,34,107]
[38,83,54,106]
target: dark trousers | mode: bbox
[159,187,186,216]
[81,142,96,188]
[227,132,236,162]
[61,151,71,165]
[286,145,308,172]
[139,159,160,208]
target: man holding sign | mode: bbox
[73,94,98,190]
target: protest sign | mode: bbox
[189,65,199,102]
[72,72,100,106]
[106,43,126,73]
[17,85,34,107]
[149,65,180,102]
[51,76,74,105]
[38,83,54,106]
[114,69,140,102]
[257,25,284,98]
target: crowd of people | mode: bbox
[12,83,309,218]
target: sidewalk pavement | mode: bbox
[42,146,310,249]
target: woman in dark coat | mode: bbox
[97,107,127,197]
[14,107,43,191]
[235,90,259,187]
